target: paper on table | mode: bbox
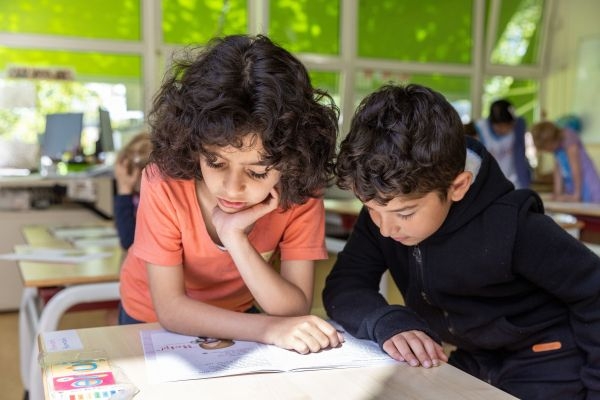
[71,236,120,248]
[43,330,84,352]
[50,226,118,240]
[141,326,395,383]
[0,247,112,263]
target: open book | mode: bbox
[141,326,395,383]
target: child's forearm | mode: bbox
[155,295,273,340]
[225,235,311,315]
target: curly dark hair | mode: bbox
[148,34,339,209]
[335,83,465,204]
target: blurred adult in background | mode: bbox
[113,132,152,249]
[475,99,531,189]
[530,121,600,203]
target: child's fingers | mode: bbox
[385,334,420,366]
[282,318,345,354]
[384,330,443,368]
[312,318,345,348]
[418,334,447,366]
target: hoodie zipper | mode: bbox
[412,245,431,305]
[413,245,457,337]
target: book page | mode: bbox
[141,327,394,383]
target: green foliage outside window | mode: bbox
[0,0,140,40]
[358,0,473,64]
[309,71,340,108]
[492,0,543,66]
[162,0,247,45]
[269,0,340,55]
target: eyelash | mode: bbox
[205,159,269,180]
[206,160,224,169]
[248,170,269,180]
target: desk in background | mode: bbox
[0,173,113,217]
[0,173,114,310]
[18,224,122,400]
[543,199,600,243]
[38,323,517,400]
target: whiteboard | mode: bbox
[573,36,600,142]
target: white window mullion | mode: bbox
[471,0,486,120]
[142,0,161,118]
[0,33,143,54]
[339,0,358,137]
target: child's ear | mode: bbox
[449,171,472,202]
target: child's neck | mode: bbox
[195,180,223,247]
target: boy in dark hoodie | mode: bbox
[323,83,600,399]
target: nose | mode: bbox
[223,170,246,195]
[378,215,397,238]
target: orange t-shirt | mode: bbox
[119,166,328,322]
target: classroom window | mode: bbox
[0,0,141,40]
[354,70,472,122]
[309,71,341,108]
[357,0,473,64]
[161,0,248,45]
[490,0,544,66]
[0,48,143,154]
[483,76,538,125]
[268,0,340,55]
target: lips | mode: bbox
[218,198,247,210]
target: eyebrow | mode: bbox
[204,151,269,167]
[386,205,417,213]
[366,203,417,213]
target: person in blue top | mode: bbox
[475,99,531,189]
[531,121,600,203]
[323,83,600,399]
[113,132,152,249]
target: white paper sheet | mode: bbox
[0,247,112,263]
[50,226,118,240]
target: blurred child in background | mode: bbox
[113,132,152,249]
[531,121,600,203]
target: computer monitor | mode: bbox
[41,113,84,160]
[96,107,114,155]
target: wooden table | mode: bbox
[17,224,122,400]
[18,225,122,286]
[543,199,600,243]
[38,323,517,400]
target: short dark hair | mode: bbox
[489,99,515,124]
[335,83,465,203]
[148,34,339,209]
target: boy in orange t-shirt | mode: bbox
[118,34,343,354]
